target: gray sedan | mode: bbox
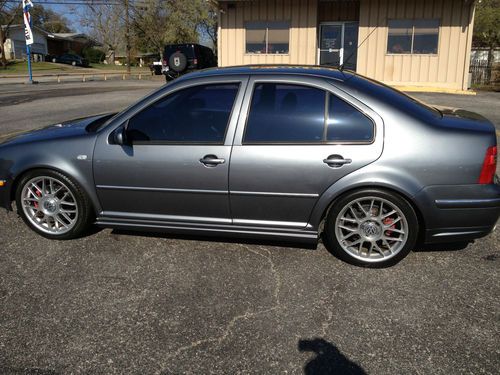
[0,66,499,267]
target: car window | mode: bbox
[127,83,239,143]
[244,83,326,143]
[327,94,374,142]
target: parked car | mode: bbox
[51,53,89,67]
[0,66,498,267]
[162,43,217,81]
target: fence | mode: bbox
[469,59,492,86]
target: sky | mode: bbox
[44,3,84,32]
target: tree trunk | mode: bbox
[0,27,8,68]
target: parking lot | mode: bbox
[0,81,499,374]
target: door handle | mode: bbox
[200,154,225,167]
[323,155,352,168]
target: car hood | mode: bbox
[0,113,115,147]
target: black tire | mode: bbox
[323,189,418,268]
[168,51,187,73]
[15,169,94,240]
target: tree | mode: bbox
[197,0,218,52]
[473,0,500,64]
[131,0,204,56]
[0,0,21,68]
[80,3,126,64]
[14,5,72,33]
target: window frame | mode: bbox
[241,81,376,146]
[244,21,291,55]
[386,18,440,56]
[125,82,242,146]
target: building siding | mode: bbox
[356,0,474,90]
[218,0,318,66]
[218,0,475,90]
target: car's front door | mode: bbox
[229,76,383,229]
[93,77,247,225]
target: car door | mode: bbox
[92,76,248,225]
[229,75,383,229]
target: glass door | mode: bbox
[318,22,359,69]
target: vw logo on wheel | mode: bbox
[361,221,380,237]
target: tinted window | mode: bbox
[387,19,439,54]
[244,83,326,143]
[387,20,412,54]
[127,83,239,143]
[245,21,290,54]
[412,19,439,54]
[327,95,374,142]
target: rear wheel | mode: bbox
[16,169,93,240]
[324,189,418,267]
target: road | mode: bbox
[0,81,498,374]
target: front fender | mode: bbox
[0,135,101,214]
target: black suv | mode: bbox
[162,44,217,81]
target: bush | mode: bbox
[82,47,105,63]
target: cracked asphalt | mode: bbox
[0,81,499,374]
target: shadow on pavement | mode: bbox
[110,228,318,250]
[299,338,366,375]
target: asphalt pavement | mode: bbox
[0,81,498,374]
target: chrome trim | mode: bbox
[230,191,319,198]
[102,211,232,224]
[96,185,228,195]
[233,218,308,228]
[432,230,485,237]
[435,198,500,209]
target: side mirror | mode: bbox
[113,125,128,145]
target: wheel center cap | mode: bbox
[360,221,381,239]
[42,198,58,214]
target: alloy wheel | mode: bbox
[21,176,79,235]
[334,196,408,262]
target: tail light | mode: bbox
[162,58,167,66]
[478,146,497,184]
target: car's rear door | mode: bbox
[93,76,248,225]
[228,75,384,229]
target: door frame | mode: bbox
[317,22,357,66]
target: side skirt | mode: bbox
[96,216,319,245]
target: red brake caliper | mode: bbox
[383,217,395,236]
[34,189,41,210]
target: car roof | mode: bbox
[176,65,355,82]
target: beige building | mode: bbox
[217,0,476,91]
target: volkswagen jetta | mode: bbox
[0,66,499,267]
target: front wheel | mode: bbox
[15,169,93,240]
[324,189,418,268]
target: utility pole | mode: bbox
[125,0,131,73]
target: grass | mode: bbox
[0,60,150,75]
[0,61,76,74]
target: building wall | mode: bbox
[6,27,48,60]
[218,0,318,66]
[218,0,475,90]
[356,0,475,90]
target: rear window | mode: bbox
[341,75,441,118]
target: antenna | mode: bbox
[339,24,380,72]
